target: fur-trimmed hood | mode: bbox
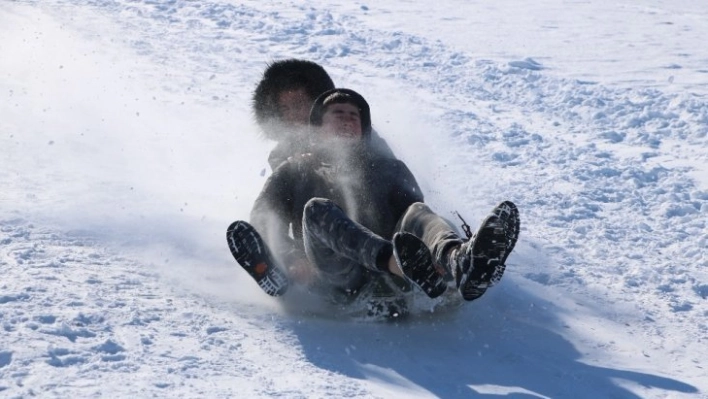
[252,59,335,140]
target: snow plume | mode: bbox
[2,0,707,398]
[1,4,274,308]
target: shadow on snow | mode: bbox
[284,284,698,399]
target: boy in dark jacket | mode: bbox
[252,59,396,169]
[228,89,520,313]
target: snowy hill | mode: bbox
[1,0,706,397]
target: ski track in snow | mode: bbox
[2,0,707,397]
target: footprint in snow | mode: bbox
[0,351,12,368]
[46,347,88,368]
[508,58,545,71]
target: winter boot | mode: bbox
[226,220,289,296]
[392,232,447,299]
[452,201,520,301]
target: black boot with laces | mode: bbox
[450,201,520,301]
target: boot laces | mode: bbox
[453,211,474,240]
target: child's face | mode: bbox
[277,88,312,126]
[320,102,362,140]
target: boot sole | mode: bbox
[392,232,447,299]
[460,201,520,301]
[226,221,289,297]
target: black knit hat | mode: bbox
[309,88,372,137]
[252,59,335,140]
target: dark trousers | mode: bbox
[302,198,392,292]
[396,202,463,281]
[302,198,462,292]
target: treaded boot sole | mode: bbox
[486,200,520,285]
[492,201,520,268]
[393,232,447,299]
[459,215,505,301]
[460,201,520,301]
[226,220,289,297]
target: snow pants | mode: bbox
[395,202,463,281]
[302,198,463,293]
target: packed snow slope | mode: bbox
[1,0,706,398]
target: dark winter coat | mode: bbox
[266,128,396,170]
[250,142,424,267]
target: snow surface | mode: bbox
[1,0,706,397]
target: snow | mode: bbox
[1,0,706,397]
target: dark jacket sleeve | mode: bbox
[267,142,289,170]
[389,160,425,218]
[249,162,306,266]
[369,129,397,160]
[267,134,314,170]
